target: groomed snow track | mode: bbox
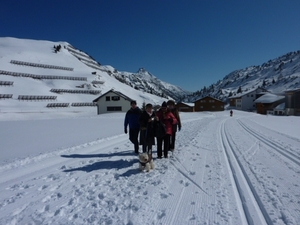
[220,119,272,225]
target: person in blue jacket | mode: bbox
[124,100,142,154]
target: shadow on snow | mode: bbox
[61,150,135,159]
[61,150,140,174]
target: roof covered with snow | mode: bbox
[274,102,285,110]
[254,93,285,103]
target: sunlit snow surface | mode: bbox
[0,110,299,225]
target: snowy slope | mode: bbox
[0,111,299,224]
[0,37,177,113]
[187,50,300,102]
[115,68,189,100]
[2,37,299,111]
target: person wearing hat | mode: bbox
[167,100,181,152]
[139,103,156,154]
[124,100,142,154]
[155,101,177,158]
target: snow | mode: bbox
[1,37,300,225]
[254,93,285,104]
[0,37,169,113]
[275,103,285,110]
[1,110,300,225]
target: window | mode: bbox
[106,96,110,101]
[200,100,206,103]
[112,96,120,101]
[209,100,215,103]
[107,106,122,111]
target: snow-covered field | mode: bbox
[0,110,299,225]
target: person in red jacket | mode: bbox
[167,100,181,152]
[155,101,177,158]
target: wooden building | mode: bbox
[175,102,194,112]
[285,89,300,116]
[254,93,285,115]
[194,96,224,112]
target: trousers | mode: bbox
[129,128,139,153]
[157,134,170,158]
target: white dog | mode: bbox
[139,152,155,172]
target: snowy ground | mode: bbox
[0,110,299,225]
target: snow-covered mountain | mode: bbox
[112,68,189,100]
[186,50,300,102]
[1,37,300,113]
[0,37,187,113]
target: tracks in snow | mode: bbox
[236,119,300,167]
[219,119,272,225]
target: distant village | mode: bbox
[93,88,300,116]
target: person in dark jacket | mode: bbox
[155,101,177,158]
[124,100,142,154]
[167,100,181,152]
[139,103,156,154]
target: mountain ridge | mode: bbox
[1,37,300,114]
[0,37,175,112]
[185,50,300,102]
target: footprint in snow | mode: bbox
[179,180,190,187]
[157,209,166,219]
[38,184,48,191]
[160,193,168,199]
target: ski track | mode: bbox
[236,119,300,166]
[220,119,270,225]
[225,116,300,225]
[1,113,300,224]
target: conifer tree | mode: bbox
[237,86,242,93]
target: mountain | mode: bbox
[113,68,189,100]
[186,50,300,103]
[0,37,187,113]
[1,37,300,113]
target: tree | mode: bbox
[237,86,242,93]
[54,44,61,53]
[141,101,146,111]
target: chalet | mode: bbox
[229,88,266,111]
[93,89,135,114]
[229,96,239,107]
[194,96,224,112]
[273,103,285,115]
[285,89,300,116]
[254,93,285,115]
[175,102,194,112]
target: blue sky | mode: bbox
[1,0,300,91]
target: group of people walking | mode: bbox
[124,100,181,159]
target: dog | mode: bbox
[139,152,154,172]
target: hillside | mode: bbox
[1,37,300,112]
[187,50,300,102]
[0,37,185,113]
